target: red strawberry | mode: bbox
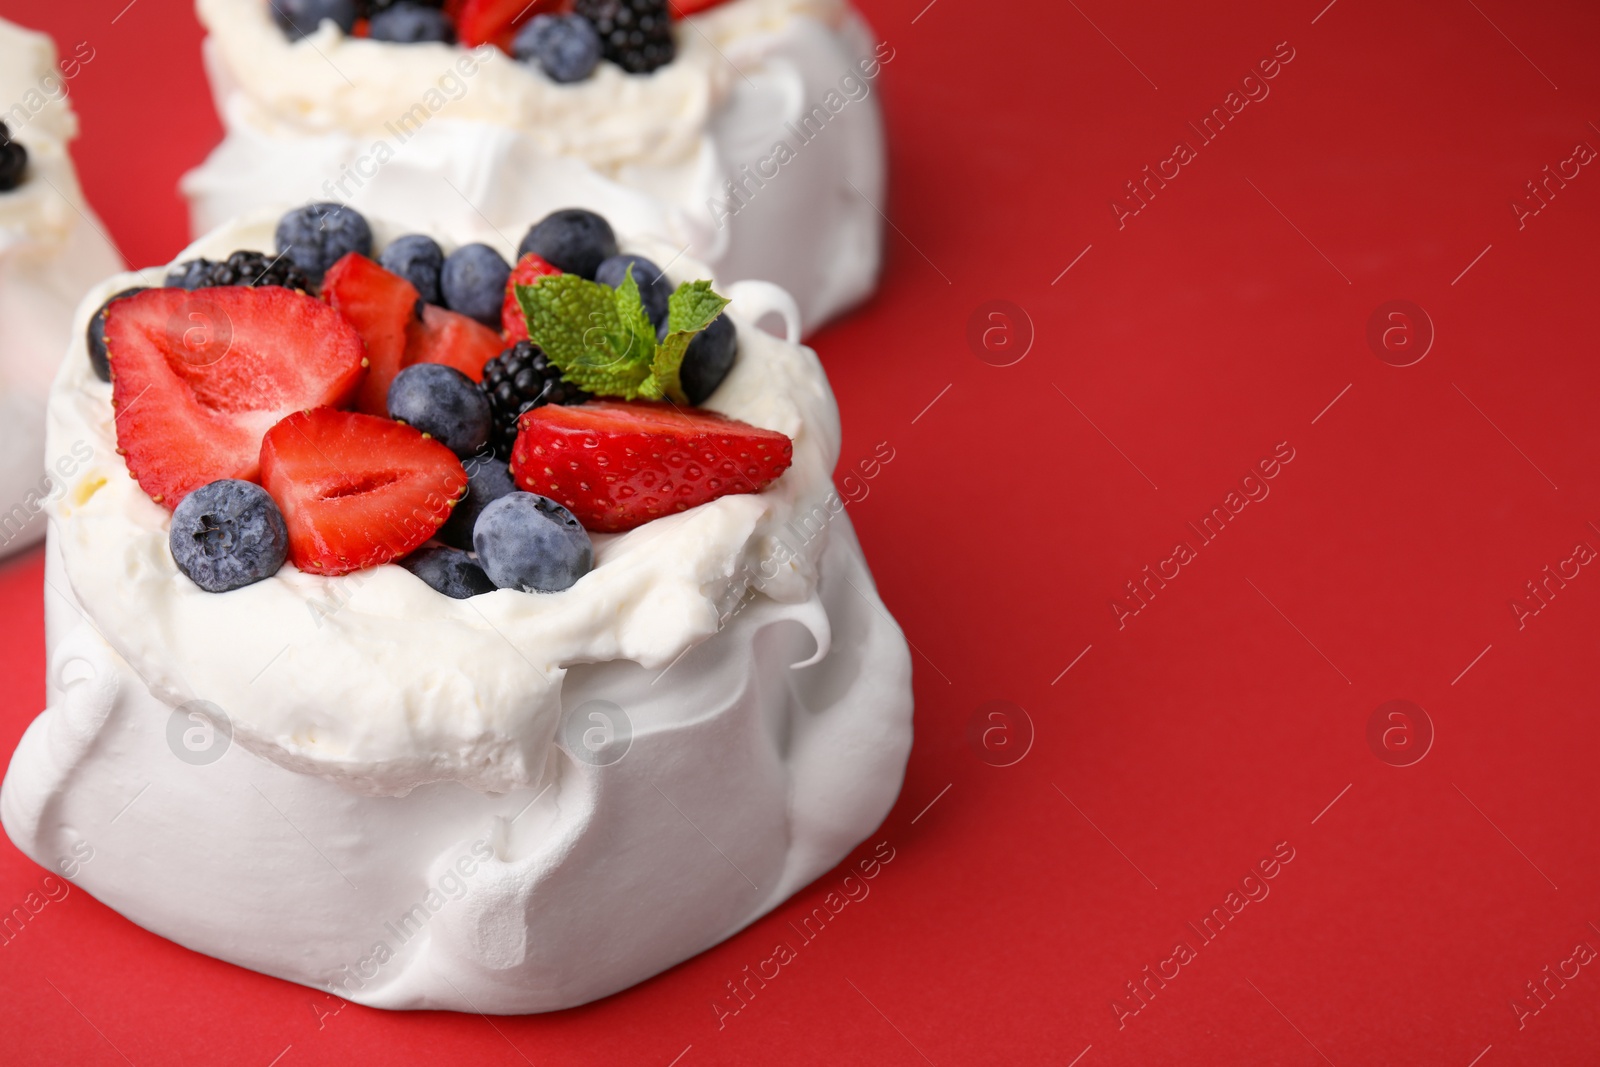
[105,288,366,509]
[501,252,561,342]
[322,252,420,416]
[510,401,792,533]
[455,0,568,51]
[259,408,467,576]
[668,0,732,15]
[405,303,504,382]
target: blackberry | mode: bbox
[480,341,592,459]
[574,0,675,74]
[0,121,27,192]
[166,250,314,293]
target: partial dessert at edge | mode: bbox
[184,0,891,334]
[0,201,913,1012]
[0,19,125,558]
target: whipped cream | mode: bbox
[2,211,913,1012]
[0,19,125,558]
[184,0,887,333]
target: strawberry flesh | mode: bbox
[510,400,792,533]
[405,303,505,382]
[456,0,568,51]
[322,252,420,416]
[501,252,562,343]
[260,408,467,575]
[106,287,366,509]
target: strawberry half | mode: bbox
[404,303,504,382]
[259,408,467,576]
[510,400,792,533]
[668,0,733,15]
[455,0,567,51]
[105,287,366,509]
[322,252,420,416]
[501,252,561,343]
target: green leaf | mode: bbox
[651,281,732,404]
[517,274,652,398]
[613,266,660,388]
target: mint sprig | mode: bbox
[516,268,730,404]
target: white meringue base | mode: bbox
[2,515,912,1012]
[182,14,887,336]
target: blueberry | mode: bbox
[369,3,456,43]
[275,202,373,283]
[380,234,445,305]
[440,243,511,327]
[387,363,492,457]
[680,312,737,405]
[271,0,359,41]
[87,287,147,382]
[437,453,517,550]
[513,14,602,84]
[474,492,593,593]
[400,546,496,599]
[518,209,617,280]
[169,480,289,593]
[0,122,27,193]
[595,254,670,332]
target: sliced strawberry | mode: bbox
[510,400,792,533]
[322,252,420,416]
[404,303,504,382]
[456,0,568,51]
[106,288,366,509]
[501,252,562,343]
[259,408,467,576]
[668,0,732,15]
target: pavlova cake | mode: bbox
[184,0,890,334]
[0,199,913,1012]
[0,19,125,557]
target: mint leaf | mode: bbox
[517,274,651,398]
[652,281,731,404]
[613,266,660,395]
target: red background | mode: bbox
[2,0,1599,1062]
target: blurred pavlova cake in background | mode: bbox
[182,0,891,334]
[0,18,125,558]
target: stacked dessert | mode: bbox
[0,201,913,1012]
[184,0,891,333]
[0,19,125,557]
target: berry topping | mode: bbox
[455,0,564,51]
[513,14,603,83]
[379,233,445,305]
[272,0,360,41]
[595,253,670,332]
[480,340,592,459]
[435,452,516,549]
[86,287,148,383]
[169,479,290,593]
[501,252,561,342]
[518,209,617,280]
[510,400,791,532]
[441,242,511,327]
[576,0,675,74]
[0,121,27,193]
[321,251,421,416]
[369,2,457,41]
[276,202,374,283]
[387,363,492,457]
[680,310,737,405]
[259,408,467,575]
[400,545,496,599]
[404,302,504,381]
[666,0,733,14]
[473,492,593,592]
[104,288,366,508]
[165,250,314,293]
